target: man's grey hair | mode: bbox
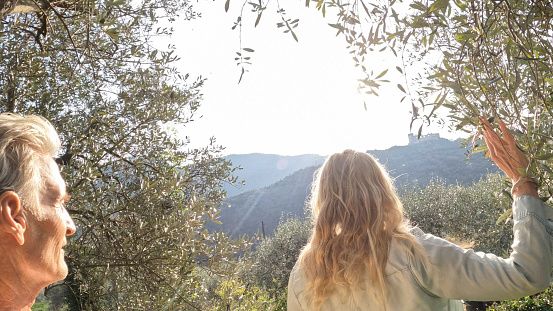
[0,113,61,217]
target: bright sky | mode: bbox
[166,1,459,156]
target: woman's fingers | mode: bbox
[480,117,513,155]
[479,116,492,130]
[481,120,501,152]
[498,119,515,145]
[484,131,499,162]
[480,118,502,150]
[479,116,520,179]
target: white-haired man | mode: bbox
[0,113,76,310]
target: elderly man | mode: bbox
[0,113,76,310]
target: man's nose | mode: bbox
[63,208,76,236]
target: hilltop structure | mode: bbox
[408,133,440,145]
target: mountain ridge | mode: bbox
[213,138,500,238]
[223,153,326,197]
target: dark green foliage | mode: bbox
[196,216,310,310]
[487,288,553,310]
[194,266,282,310]
[30,302,49,311]
[198,216,311,310]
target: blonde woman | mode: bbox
[287,118,552,310]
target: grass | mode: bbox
[31,301,50,311]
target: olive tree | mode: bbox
[230,0,553,201]
[1,0,254,309]
[248,216,312,297]
[315,0,553,201]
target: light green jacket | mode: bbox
[287,195,553,310]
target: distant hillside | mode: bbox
[223,153,326,197]
[212,138,500,238]
[210,166,318,237]
[369,138,498,186]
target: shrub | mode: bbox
[401,173,513,255]
[487,288,553,310]
[210,277,279,311]
[248,216,312,297]
[194,265,280,310]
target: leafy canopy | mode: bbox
[1,0,253,309]
[230,0,553,201]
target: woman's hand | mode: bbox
[479,117,538,199]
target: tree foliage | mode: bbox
[231,0,553,201]
[189,217,311,311]
[488,287,553,310]
[307,0,553,201]
[0,1,253,309]
[248,216,312,297]
[198,269,282,311]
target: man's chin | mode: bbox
[53,269,69,283]
[40,264,69,288]
[57,257,69,279]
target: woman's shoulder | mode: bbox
[288,260,307,295]
[408,227,425,238]
[387,230,424,275]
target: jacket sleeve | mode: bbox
[410,195,553,301]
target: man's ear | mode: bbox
[0,191,26,245]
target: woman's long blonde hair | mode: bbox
[298,150,425,309]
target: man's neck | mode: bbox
[0,291,35,311]
[0,213,44,310]
[0,263,39,311]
